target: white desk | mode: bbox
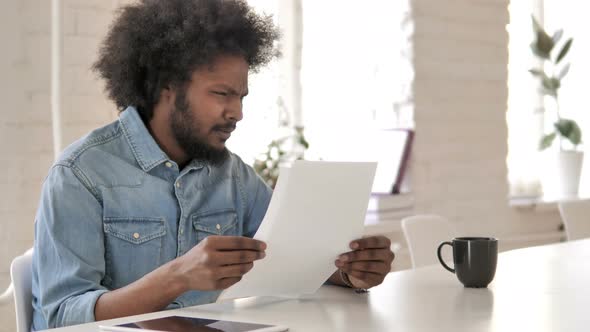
[49,239,590,331]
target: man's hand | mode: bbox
[175,235,266,291]
[334,236,394,289]
[95,236,265,322]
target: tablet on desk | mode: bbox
[98,315,288,332]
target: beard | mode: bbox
[170,90,232,167]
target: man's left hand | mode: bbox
[335,235,395,289]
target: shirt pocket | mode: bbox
[103,217,167,288]
[192,209,239,242]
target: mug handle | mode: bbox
[437,241,455,273]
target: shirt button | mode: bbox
[216,224,221,231]
[133,232,140,239]
[180,229,184,235]
[176,182,180,188]
[165,162,173,168]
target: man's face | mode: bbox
[170,55,249,165]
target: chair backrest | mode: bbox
[558,199,590,241]
[401,215,455,268]
[10,248,33,332]
[0,283,14,305]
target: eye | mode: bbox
[213,91,228,96]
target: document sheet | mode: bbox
[219,161,377,300]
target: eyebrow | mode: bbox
[213,84,249,97]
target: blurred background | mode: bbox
[1,0,588,329]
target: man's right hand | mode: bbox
[174,236,267,291]
[95,236,265,321]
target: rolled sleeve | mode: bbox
[55,289,109,327]
[32,164,108,329]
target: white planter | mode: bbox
[557,151,584,196]
[542,151,584,198]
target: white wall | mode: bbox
[411,0,561,246]
[0,1,52,329]
[0,0,563,329]
[0,1,127,330]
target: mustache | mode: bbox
[212,122,237,131]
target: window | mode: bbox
[507,0,544,197]
[507,1,590,198]
[226,1,283,166]
[229,0,414,193]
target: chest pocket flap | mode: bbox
[192,209,238,239]
[103,217,166,244]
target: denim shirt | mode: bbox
[31,107,272,330]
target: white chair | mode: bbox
[0,282,14,304]
[558,199,590,241]
[10,248,34,332]
[401,215,456,268]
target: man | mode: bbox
[31,0,395,329]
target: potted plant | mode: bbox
[253,126,309,188]
[529,16,582,197]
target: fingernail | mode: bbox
[260,252,266,258]
[335,260,342,266]
[260,242,267,250]
[350,242,359,249]
[340,255,349,262]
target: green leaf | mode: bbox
[542,77,560,89]
[554,119,573,136]
[556,38,573,64]
[528,68,546,77]
[534,30,555,58]
[298,136,309,149]
[555,119,582,146]
[552,29,563,45]
[541,77,560,96]
[555,120,571,135]
[529,17,551,60]
[530,42,550,60]
[539,132,557,150]
[558,63,570,80]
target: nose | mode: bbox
[226,98,243,122]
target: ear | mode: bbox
[159,86,176,106]
[152,86,177,118]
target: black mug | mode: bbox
[437,237,498,288]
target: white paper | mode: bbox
[218,161,377,301]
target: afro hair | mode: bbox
[92,0,280,122]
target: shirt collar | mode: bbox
[119,106,169,172]
[187,159,211,174]
[119,106,211,173]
